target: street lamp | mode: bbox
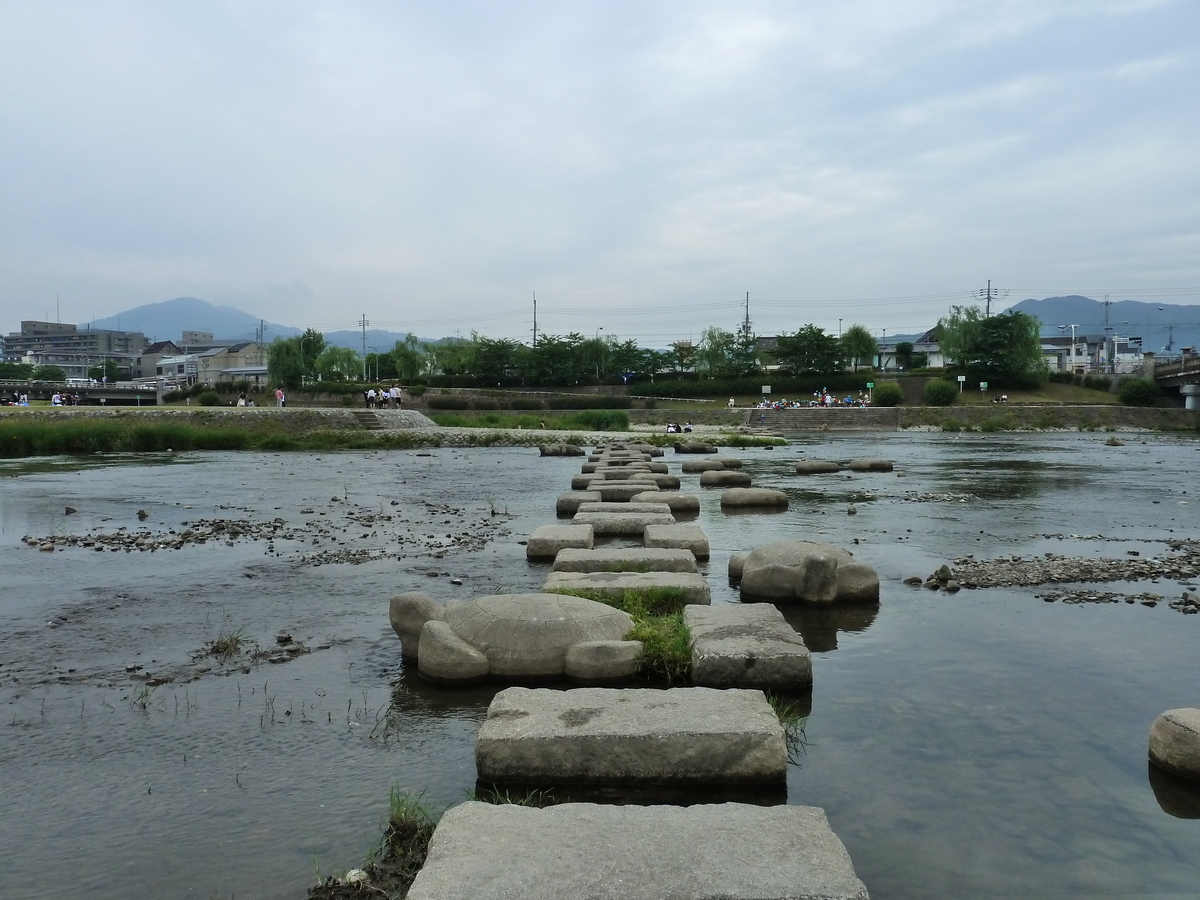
[1058,324,1079,374]
[594,328,604,379]
[838,318,842,337]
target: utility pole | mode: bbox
[973,280,1007,317]
[359,315,369,381]
[532,292,537,348]
[1103,294,1112,374]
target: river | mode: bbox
[1,433,1198,899]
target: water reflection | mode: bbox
[1148,762,1200,819]
[931,457,1089,500]
[778,603,880,653]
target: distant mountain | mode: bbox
[89,297,301,343]
[1007,296,1200,354]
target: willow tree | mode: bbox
[938,306,1046,388]
[840,324,877,372]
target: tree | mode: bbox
[389,334,426,382]
[895,342,914,369]
[267,336,306,390]
[697,327,738,378]
[88,360,122,382]
[772,325,843,374]
[314,346,361,381]
[938,307,1046,388]
[0,362,34,379]
[31,365,66,381]
[299,328,326,375]
[840,324,877,372]
[666,341,696,375]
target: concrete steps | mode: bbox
[351,409,383,430]
[748,406,901,431]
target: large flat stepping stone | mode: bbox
[721,487,789,510]
[573,509,675,535]
[644,523,710,560]
[1149,708,1200,781]
[595,466,653,479]
[475,687,785,784]
[682,458,726,473]
[556,490,601,516]
[630,472,682,489]
[408,802,870,900]
[594,481,662,502]
[848,458,893,472]
[553,547,697,574]
[526,524,594,560]
[544,570,711,605]
[699,470,753,487]
[575,501,675,516]
[796,459,842,474]
[685,605,812,690]
[630,491,701,515]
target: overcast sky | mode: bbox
[1,0,1197,344]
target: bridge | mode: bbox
[1,380,161,406]
[1149,355,1200,409]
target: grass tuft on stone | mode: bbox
[548,586,693,684]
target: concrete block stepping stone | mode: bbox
[712,456,743,469]
[401,593,635,684]
[721,487,789,510]
[556,490,601,516]
[728,550,748,580]
[592,481,662,502]
[526,524,595,560]
[796,459,842,474]
[682,458,725,473]
[575,501,675,516]
[699,470,753,487]
[544,570,711,605]
[571,473,601,490]
[630,491,701,515]
[475,686,785,784]
[674,441,719,454]
[848,458,893,472]
[630,472,682,489]
[685,605,812,690]
[538,443,584,456]
[408,802,870,900]
[643,523,710,560]
[1149,708,1200,781]
[596,466,652,479]
[737,540,880,604]
[572,510,675,535]
[553,547,698,574]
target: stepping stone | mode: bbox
[682,458,725,473]
[526,524,594,560]
[572,510,675,535]
[553,548,697,574]
[685,605,812,690]
[592,482,662,502]
[796,459,842,474]
[571,473,601,490]
[720,487,789,510]
[596,466,653,479]
[475,686,784,784]
[848,458,893,472]
[408,802,870,900]
[544,570,711,605]
[576,501,680,516]
[643,523,710,560]
[699,470,753,487]
[674,441,718,454]
[630,491,701,515]
[538,443,584,457]
[712,456,743,469]
[629,472,682,489]
[556,490,601,516]
[1149,708,1200,781]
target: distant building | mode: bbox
[2,321,148,379]
[132,340,183,380]
[875,329,945,372]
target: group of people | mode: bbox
[753,389,872,409]
[365,385,403,409]
[664,422,693,433]
[50,391,84,406]
[6,392,30,406]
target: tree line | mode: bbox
[265,307,1048,390]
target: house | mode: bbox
[132,340,183,380]
[875,329,945,372]
[195,342,263,383]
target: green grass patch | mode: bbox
[549,587,692,683]
[766,691,810,765]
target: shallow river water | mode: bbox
[2,433,1199,899]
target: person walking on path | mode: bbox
[275,387,285,407]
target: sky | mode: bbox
[1,0,1198,346]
